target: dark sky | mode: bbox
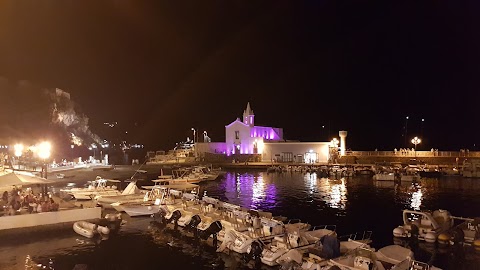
[1,1,479,151]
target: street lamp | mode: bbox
[89,144,98,160]
[191,128,197,144]
[329,138,339,164]
[421,118,425,138]
[404,116,409,147]
[411,137,421,157]
[203,131,208,142]
[331,138,339,148]
[37,141,52,179]
[14,143,24,170]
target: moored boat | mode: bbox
[260,225,337,266]
[73,221,110,238]
[393,209,454,243]
[60,176,122,200]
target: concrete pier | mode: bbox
[0,207,101,233]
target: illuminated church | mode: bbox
[196,103,346,163]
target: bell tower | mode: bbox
[243,102,255,127]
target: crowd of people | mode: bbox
[1,186,59,216]
[393,148,440,156]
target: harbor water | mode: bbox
[1,169,479,270]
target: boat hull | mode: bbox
[73,221,110,239]
[123,204,162,217]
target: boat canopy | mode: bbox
[0,172,54,187]
[402,209,441,230]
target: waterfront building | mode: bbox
[196,103,346,163]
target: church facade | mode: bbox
[195,103,343,163]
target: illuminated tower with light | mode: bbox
[339,131,347,156]
[243,102,255,127]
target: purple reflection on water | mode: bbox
[221,172,277,210]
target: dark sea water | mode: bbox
[1,170,480,270]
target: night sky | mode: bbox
[1,1,479,151]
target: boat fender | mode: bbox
[424,232,437,243]
[393,227,406,238]
[473,239,480,252]
[437,233,451,245]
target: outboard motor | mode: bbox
[243,240,264,266]
[451,227,465,246]
[99,213,123,234]
[153,208,167,224]
[198,221,223,248]
[317,235,340,259]
[185,214,202,239]
[166,210,182,230]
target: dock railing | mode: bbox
[344,150,480,158]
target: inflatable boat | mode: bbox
[73,221,110,238]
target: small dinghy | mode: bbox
[73,221,110,238]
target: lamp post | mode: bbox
[421,118,425,139]
[89,144,97,161]
[14,143,24,170]
[329,138,339,164]
[411,137,421,158]
[37,141,51,179]
[404,116,409,147]
[203,131,208,142]
[191,128,196,144]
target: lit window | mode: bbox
[235,131,239,139]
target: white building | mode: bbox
[195,103,346,163]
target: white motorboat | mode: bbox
[170,168,204,184]
[328,246,441,270]
[328,247,398,270]
[73,221,110,239]
[260,225,337,266]
[393,209,454,243]
[218,218,310,254]
[373,172,397,181]
[375,245,413,265]
[119,183,198,216]
[462,160,480,178]
[276,231,373,269]
[154,192,200,227]
[191,166,220,181]
[122,202,167,217]
[61,176,122,200]
[95,181,144,208]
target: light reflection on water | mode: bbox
[222,172,277,210]
[303,173,347,210]
[409,183,424,210]
[218,172,349,212]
